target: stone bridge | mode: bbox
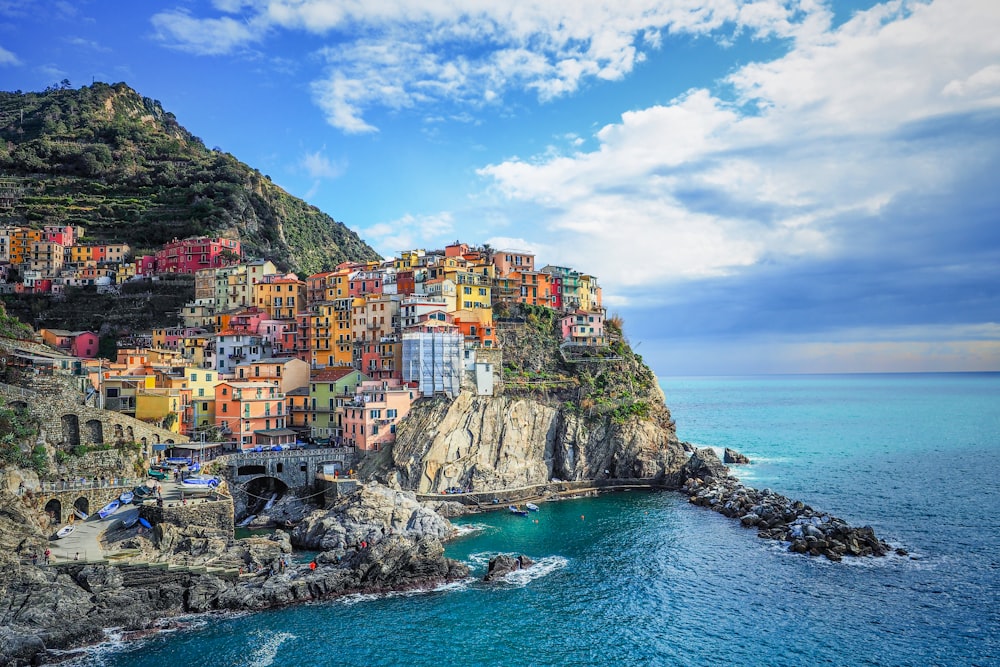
[218,447,357,513]
[20,478,146,528]
[0,382,186,457]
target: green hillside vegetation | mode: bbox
[0,81,380,274]
[495,302,669,426]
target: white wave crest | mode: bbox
[247,630,296,667]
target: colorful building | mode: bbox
[342,379,414,451]
[307,367,370,438]
[214,380,288,450]
[155,236,241,274]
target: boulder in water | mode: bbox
[483,554,534,582]
[723,448,751,465]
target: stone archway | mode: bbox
[243,476,289,513]
[44,498,62,525]
[114,424,124,443]
[85,419,104,444]
[126,426,134,441]
[140,437,147,447]
[73,497,89,518]
[9,400,27,411]
[61,414,80,448]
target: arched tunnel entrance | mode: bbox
[243,476,290,514]
[44,498,62,526]
[73,497,89,519]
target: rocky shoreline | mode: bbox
[0,484,469,666]
[680,448,897,561]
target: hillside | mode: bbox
[0,82,380,274]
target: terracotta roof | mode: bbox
[310,367,358,382]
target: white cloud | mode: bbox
[478,0,1000,304]
[360,212,455,257]
[152,0,831,131]
[301,150,345,180]
[0,45,20,66]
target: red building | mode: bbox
[70,332,100,358]
[155,237,241,274]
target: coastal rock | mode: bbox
[723,448,751,465]
[483,554,535,582]
[421,499,471,518]
[388,391,687,493]
[681,475,892,560]
[681,448,730,482]
[291,483,453,552]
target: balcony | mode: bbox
[229,352,245,360]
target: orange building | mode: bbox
[214,380,288,450]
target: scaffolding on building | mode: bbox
[402,330,463,398]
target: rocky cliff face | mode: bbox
[386,391,687,493]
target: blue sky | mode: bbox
[2,0,998,375]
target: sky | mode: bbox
[1,0,998,376]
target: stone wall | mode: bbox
[142,496,234,539]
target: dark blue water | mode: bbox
[75,374,1000,666]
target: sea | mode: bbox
[68,373,1000,667]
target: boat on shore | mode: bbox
[73,508,89,521]
[180,475,221,494]
[525,503,540,512]
[119,491,134,504]
[508,505,529,516]
[55,525,75,539]
[98,499,121,519]
[237,514,256,527]
[120,513,139,529]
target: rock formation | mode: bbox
[385,391,688,493]
[680,457,893,561]
[724,448,751,464]
[483,554,535,582]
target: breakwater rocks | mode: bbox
[681,452,893,561]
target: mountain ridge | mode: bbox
[0,81,380,273]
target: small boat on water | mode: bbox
[55,525,75,539]
[525,503,540,512]
[180,475,221,494]
[119,491,134,504]
[237,514,256,527]
[73,508,89,521]
[98,499,121,519]
[508,505,529,516]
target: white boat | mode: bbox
[97,499,121,519]
[189,461,201,473]
[73,508,89,521]
[508,505,529,516]
[180,475,221,494]
[525,503,540,512]
[263,493,278,511]
[55,525,75,539]
[237,514,256,527]
[119,491,134,504]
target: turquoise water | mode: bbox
[74,374,1000,666]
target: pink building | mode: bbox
[342,379,414,451]
[70,331,100,358]
[155,237,241,274]
[492,250,535,277]
[560,310,606,346]
[349,270,384,298]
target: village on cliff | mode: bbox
[0,226,607,456]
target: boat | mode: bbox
[119,491,134,504]
[55,525,75,539]
[73,508,89,521]
[525,503,540,512]
[263,492,278,511]
[139,518,152,530]
[97,499,121,519]
[147,468,168,480]
[180,475,221,494]
[188,461,201,473]
[508,505,529,516]
[121,513,139,529]
[237,514,256,527]
[165,456,193,467]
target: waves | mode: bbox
[465,551,568,587]
[244,630,296,667]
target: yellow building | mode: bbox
[309,302,336,367]
[183,366,221,434]
[254,276,305,319]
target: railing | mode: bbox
[26,477,146,493]
[222,446,356,465]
